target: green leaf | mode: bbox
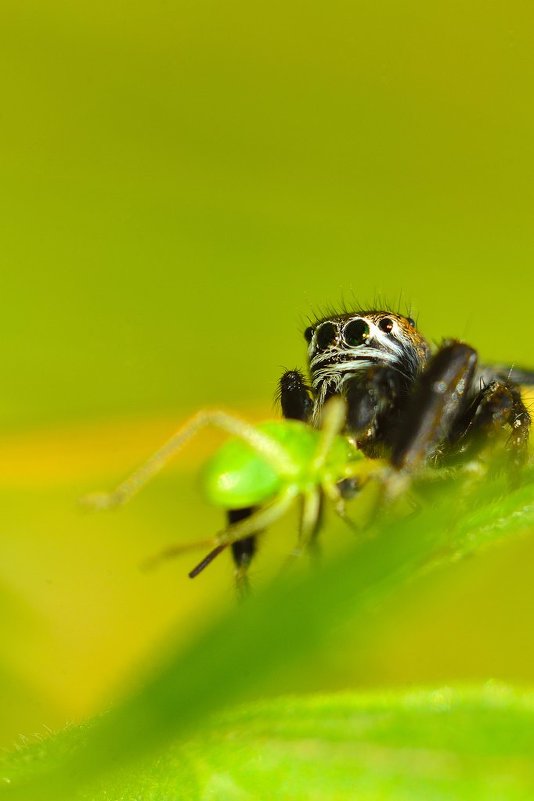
[2,466,534,800]
[3,686,534,801]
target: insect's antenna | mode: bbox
[312,396,347,471]
[82,409,295,511]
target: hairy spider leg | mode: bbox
[278,369,313,422]
[83,409,295,511]
[310,395,347,473]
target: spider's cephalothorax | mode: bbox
[279,309,532,469]
[307,312,429,418]
[304,312,430,456]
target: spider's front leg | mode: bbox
[279,369,314,421]
[390,341,478,473]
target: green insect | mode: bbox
[85,398,376,589]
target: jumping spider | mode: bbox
[87,309,533,593]
[229,310,533,582]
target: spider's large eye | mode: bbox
[304,326,314,344]
[315,322,337,349]
[379,317,394,334]
[343,319,370,347]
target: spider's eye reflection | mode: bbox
[315,322,337,349]
[304,326,314,344]
[343,319,370,347]
[379,317,394,334]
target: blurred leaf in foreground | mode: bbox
[2,465,534,800]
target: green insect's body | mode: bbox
[86,397,368,584]
[201,419,360,510]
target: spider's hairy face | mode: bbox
[305,311,431,420]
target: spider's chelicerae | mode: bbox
[228,310,534,581]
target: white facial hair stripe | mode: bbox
[310,346,399,371]
[311,359,377,389]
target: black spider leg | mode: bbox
[390,342,478,472]
[448,379,531,471]
[279,369,314,422]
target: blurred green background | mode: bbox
[1,0,534,749]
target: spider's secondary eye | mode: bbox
[316,322,337,349]
[379,318,394,334]
[407,317,416,327]
[304,326,314,343]
[343,319,370,347]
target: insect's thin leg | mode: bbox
[142,489,296,578]
[278,369,314,421]
[189,544,228,578]
[288,396,345,558]
[321,480,353,528]
[282,489,322,574]
[305,493,325,557]
[323,460,387,532]
[83,409,295,510]
[391,341,478,472]
[310,396,347,472]
[296,489,322,553]
[188,488,297,578]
